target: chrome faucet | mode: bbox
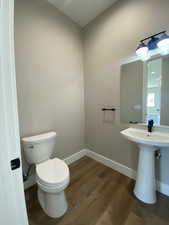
[148,120,154,133]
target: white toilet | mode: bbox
[22,132,70,218]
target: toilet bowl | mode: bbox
[22,132,70,218]
[36,158,70,218]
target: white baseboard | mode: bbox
[24,148,169,197]
[64,149,87,165]
[85,149,137,180]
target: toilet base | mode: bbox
[38,187,68,218]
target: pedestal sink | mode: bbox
[121,128,169,204]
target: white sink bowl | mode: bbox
[121,127,169,204]
[121,128,169,148]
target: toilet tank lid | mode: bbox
[22,132,57,144]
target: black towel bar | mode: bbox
[102,108,116,111]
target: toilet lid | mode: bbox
[36,158,69,186]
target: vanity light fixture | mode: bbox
[136,42,149,61]
[157,32,169,55]
[147,37,160,50]
[136,31,169,61]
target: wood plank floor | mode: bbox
[25,157,169,225]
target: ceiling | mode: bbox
[47,0,118,27]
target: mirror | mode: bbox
[120,55,169,126]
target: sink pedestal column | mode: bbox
[134,144,157,204]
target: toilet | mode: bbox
[22,132,70,218]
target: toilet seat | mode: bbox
[36,158,69,192]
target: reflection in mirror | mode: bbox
[120,55,169,126]
[144,58,161,125]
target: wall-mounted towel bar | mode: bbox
[102,108,116,111]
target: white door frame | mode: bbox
[0,0,28,224]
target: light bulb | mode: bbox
[136,43,150,61]
[157,33,169,55]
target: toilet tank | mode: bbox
[22,132,57,164]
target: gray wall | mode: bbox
[15,0,85,169]
[83,0,169,184]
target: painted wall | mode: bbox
[83,0,169,184]
[15,0,85,173]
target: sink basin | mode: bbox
[121,128,169,147]
[121,127,169,204]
